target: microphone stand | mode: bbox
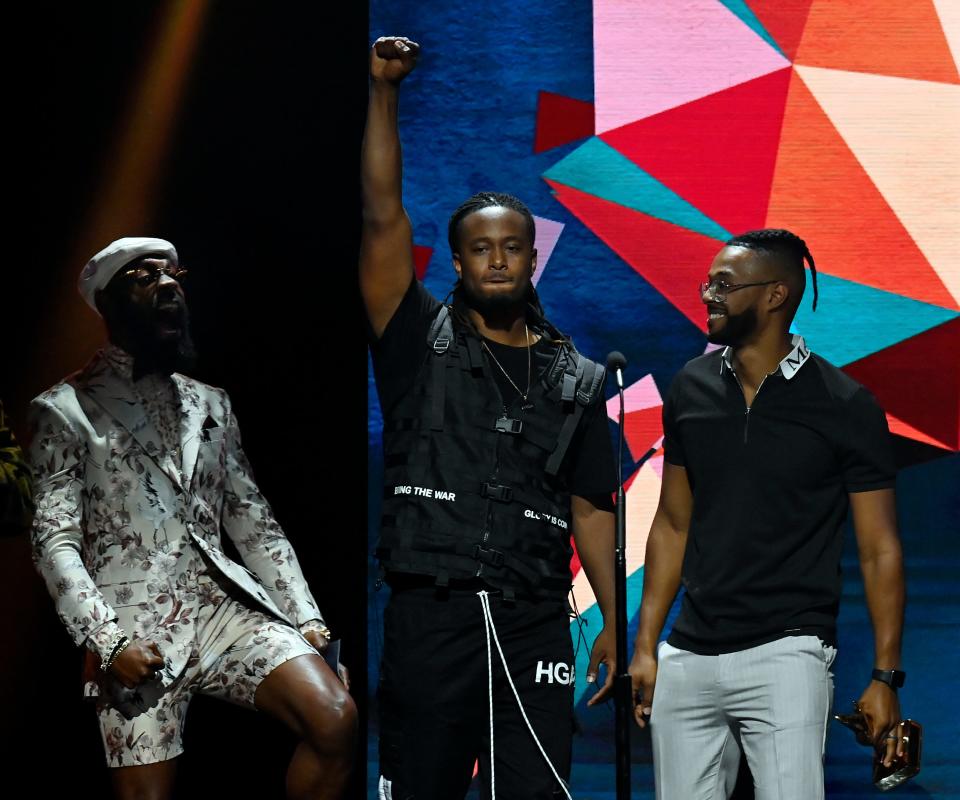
[612,361,631,800]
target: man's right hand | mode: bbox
[370,36,420,85]
[109,639,165,688]
[628,649,658,728]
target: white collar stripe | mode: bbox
[720,335,811,381]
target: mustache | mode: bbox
[152,292,187,316]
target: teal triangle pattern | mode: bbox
[543,137,731,242]
[796,273,959,367]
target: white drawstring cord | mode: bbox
[483,589,496,798]
[478,590,574,800]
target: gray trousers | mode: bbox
[650,635,836,800]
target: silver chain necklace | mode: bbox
[482,322,532,403]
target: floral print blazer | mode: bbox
[29,350,325,694]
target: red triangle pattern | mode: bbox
[748,0,817,61]
[570,539,582,579]
[547,180,720,331]
[412,245,433,281]
[886,413,953,451]
[767,70,958,310]
[624,406,664,462]
[534,91,595,154]
[843,318,959,450]
[601,68,792,234]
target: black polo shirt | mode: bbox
[663,337,896,654]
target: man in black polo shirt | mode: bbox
[628,229,907,799]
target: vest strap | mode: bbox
[577,357,605,405]
[472,544,505,568]
[465,336,485,373]
[545,402,587,476]
[561,370,577,403]
[494,415,523,435]
[428,306,453,431]
[480,482,513,503]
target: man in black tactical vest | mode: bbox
[362,37,619,800]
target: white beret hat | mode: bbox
[78,237,178,314]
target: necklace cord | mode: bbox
[481,322,531,401]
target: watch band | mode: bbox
[871,668,906,689]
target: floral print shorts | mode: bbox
[96,595,317,767]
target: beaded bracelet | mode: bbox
[100,634,130,673]
[99,630,125,667]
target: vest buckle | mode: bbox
[433,337,450,354]
[472,545,505,568]
[481,482,513,502]
[494,415,523,434]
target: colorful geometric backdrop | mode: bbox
[368,1,959,796]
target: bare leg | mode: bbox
[110,759,178,800]
[255,653,357,800]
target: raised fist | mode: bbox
[370,36,420,85]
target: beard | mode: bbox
[706,305,758,346]
[117,298,198,378]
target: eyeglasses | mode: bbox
[699,278,779,302]
[120,265,188,287]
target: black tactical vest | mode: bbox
[375,306,605,601]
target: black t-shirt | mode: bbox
[369,278,617,500]
[663,348,896,654]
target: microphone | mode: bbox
[606,350,627,389]
[606,350,627,371]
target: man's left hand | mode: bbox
[303,629,329,654]
[586,625,616,706]
[303,630,350,690]
[857,679,903,767]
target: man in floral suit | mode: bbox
[29,237,356,800]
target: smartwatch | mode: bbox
[871,668,906,690]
